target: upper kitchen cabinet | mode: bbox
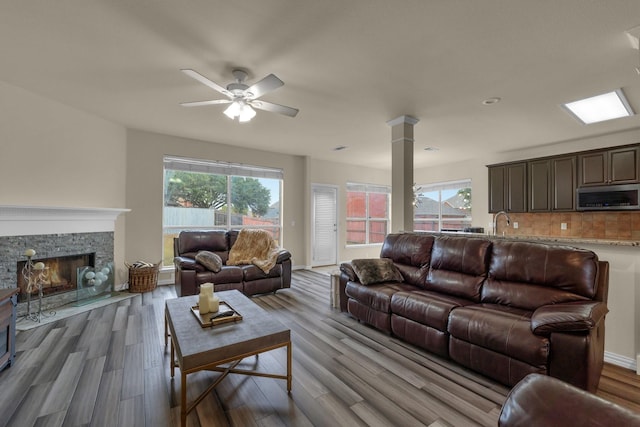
[488,162,527,213]
[528,156,576,212]
[578,146,639,187]
[552,156,576,211]
[528,159,551,212]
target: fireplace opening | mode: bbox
[16,253,95,303]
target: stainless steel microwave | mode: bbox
[576,183,640,210]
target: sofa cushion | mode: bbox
[425,236,491,302]
[345,282,416,313]
[351,258,403,285]
[391,290,473,331]
[448,304,549,366]
[177,230,230,260]
[195,265,244,285]
[380,233,434,286]
[483,240,598,310]
[195,251,223,272]
[242,263,283,281]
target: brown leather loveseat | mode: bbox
[339,232,609,392]
[173,230,292,297]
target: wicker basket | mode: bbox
[126,262,159,293]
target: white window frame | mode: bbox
[162,156,283,267]
[346,182,391,246]
[413,179,472,232]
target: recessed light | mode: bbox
[563,89,634,124]
[482,97,501,106]
[333,145,348,151]
[424,147,439,151]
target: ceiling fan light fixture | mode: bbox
[238,104,256,122]
[181,68,297,121]
[223,101,241,119]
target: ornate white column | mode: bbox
[387,115,419,233]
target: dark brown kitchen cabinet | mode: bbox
[553,156,576,211]
[488,162,527,213]
[528,156,576,212]
[578,146,639,187]
[528,160,551,212]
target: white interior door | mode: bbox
[312,185,338,266]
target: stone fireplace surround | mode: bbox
[0,205,128,315]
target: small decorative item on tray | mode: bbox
[191,301,242,328]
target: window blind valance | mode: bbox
[164,156,283,180]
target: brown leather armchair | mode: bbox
[499,373,640,426]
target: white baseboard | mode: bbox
[604,351,637,372]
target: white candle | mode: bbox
[209,295,220,313]
[34,262,45,270]
[198,292,210,314]
[24,249,36,257]
[201,283,214,297]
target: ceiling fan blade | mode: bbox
[252,100,299,117]
[181,69,230,96]
[246,74,284,99]
[180,99,231,107]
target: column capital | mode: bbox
[386,115,419,127]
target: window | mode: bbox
[346,183,390,245]
[413,180,472,232]
[162,156,283,267]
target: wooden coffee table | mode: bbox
[164,290,292,426]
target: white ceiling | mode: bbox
[3,1,640,169]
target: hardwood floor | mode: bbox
[1,270,639,426]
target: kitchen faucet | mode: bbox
[493,210,511,236]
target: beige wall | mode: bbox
[0,81,128,283]
[125,129,307,272]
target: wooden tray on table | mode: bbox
[190,301,242,328]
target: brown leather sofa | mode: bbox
[499,373,640,426]
[173,230,292,297]
[339,232,609,392]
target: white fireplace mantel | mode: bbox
[0,205,130,236]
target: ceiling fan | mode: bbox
[180,68,299,122]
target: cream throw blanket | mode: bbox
[227,229,280,274]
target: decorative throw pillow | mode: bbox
[195,251,223,273]
[351,258,403,285]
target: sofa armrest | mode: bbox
[337,262,357,312]
[276,249,291,263]
[531,301,608,335]
[174,256,205,272]
[499,373,640,427]
[339,262,356,282]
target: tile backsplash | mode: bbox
[496,212,640,241]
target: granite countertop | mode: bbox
[436,231,640,247]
